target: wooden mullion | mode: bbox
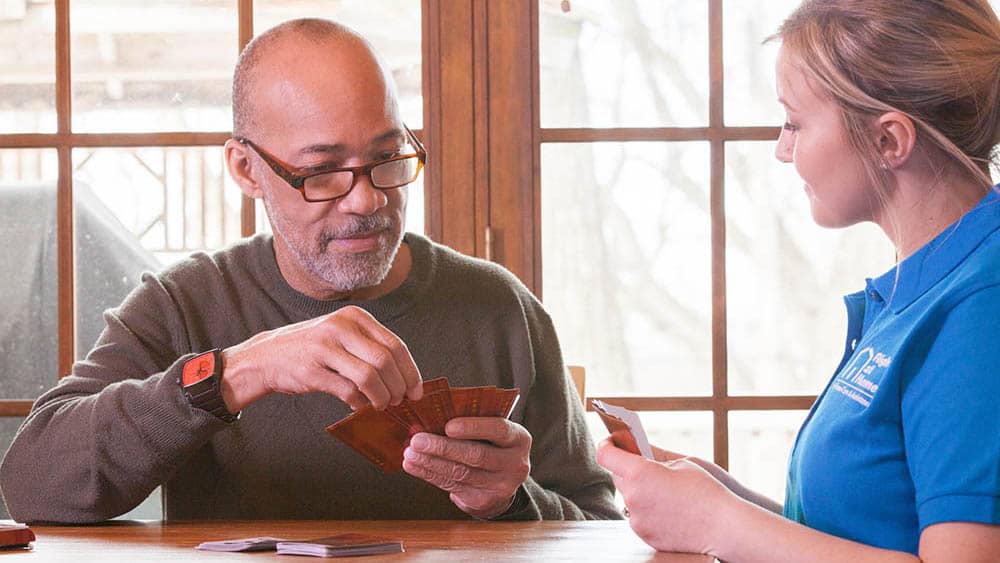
[585,395,816,412]
[0,401,34,417]
[539,126,778,143]
[485,0,536,291]
[55,0,74,379]
[541,127,710,143]
[720,126,780,141]
[71,132,230,147]
[708,0,728,469]
[421,0,442,242]
[529,0,542,294]
[425,0,477,255]
[473,0,489,260]
[0,127,779,151]
[238,0,255,238]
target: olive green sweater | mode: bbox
[0,233,619,522]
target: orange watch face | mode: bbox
[182,351,216,386]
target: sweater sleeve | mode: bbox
[0,272,227,523]
[494,294,622,521]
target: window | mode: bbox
[537,0,892,501]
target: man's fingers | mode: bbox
[318,343,392,410]
[312,375,369,411]
[402,448,492,490]
[344,307,423,401]
[408,433,502,470]
[337,328,407,405]
[444,418,529,449]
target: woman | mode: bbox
[597,1,1000,561]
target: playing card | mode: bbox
[326,379,522,473]
[196,536,287,552]
[325,406,411,472]
[385,377,452,434]
[410,389,453,435]
[451,387,485,417]
[421,377,450,394]
[276,534,404,557]
[0,524,34,548]
[491,387,520,418]
[384,400,425,435]
[591,399,655,460]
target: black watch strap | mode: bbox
[179,349,239,423]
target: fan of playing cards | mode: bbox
[325,377,520,473]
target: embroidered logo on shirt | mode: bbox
[832,346,891,408]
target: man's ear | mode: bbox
[224,138,264,199]
[874,111,917,169]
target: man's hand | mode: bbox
[402,417,532,519]
[218,305,422,412]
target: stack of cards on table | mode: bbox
[326,377,520,473]
[591,399,655,460]
[195,537,286,552]
[276,535,403,557]
[0,523,34,549]
[196,534,403,557]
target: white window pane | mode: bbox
[540,0,708,128]
[0,150,59,393]
[725,142,893,395]
[542,142,711,396]
[73,147,244,355]
[728,410,808,505]
[723,0,800,126]
[0,1,56,133]
[71,1,238,133]
[254,0,423,127]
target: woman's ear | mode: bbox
[224,138,264,199]
[874,111,917,169]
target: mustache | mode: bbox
[318,214,395,244]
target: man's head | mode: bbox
[226,19,415,299]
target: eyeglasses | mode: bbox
[236,124,426,202]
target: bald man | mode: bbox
[0,19,618,523]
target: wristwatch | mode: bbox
[179,349,239,423]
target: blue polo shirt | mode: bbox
[784,188,1000,555]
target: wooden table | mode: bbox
[2,520,715,562]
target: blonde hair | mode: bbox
[771,0,1000,206]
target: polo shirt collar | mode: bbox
[870,186,1000,313]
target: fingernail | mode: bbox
[411,435,429,451]
[403,448,419,461]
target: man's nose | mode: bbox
[336,173,387,215]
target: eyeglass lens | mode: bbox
[303,156,421,200]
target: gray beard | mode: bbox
[264,196,403,294]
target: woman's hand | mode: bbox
[649,445,783,514]
[597,438,744,555]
